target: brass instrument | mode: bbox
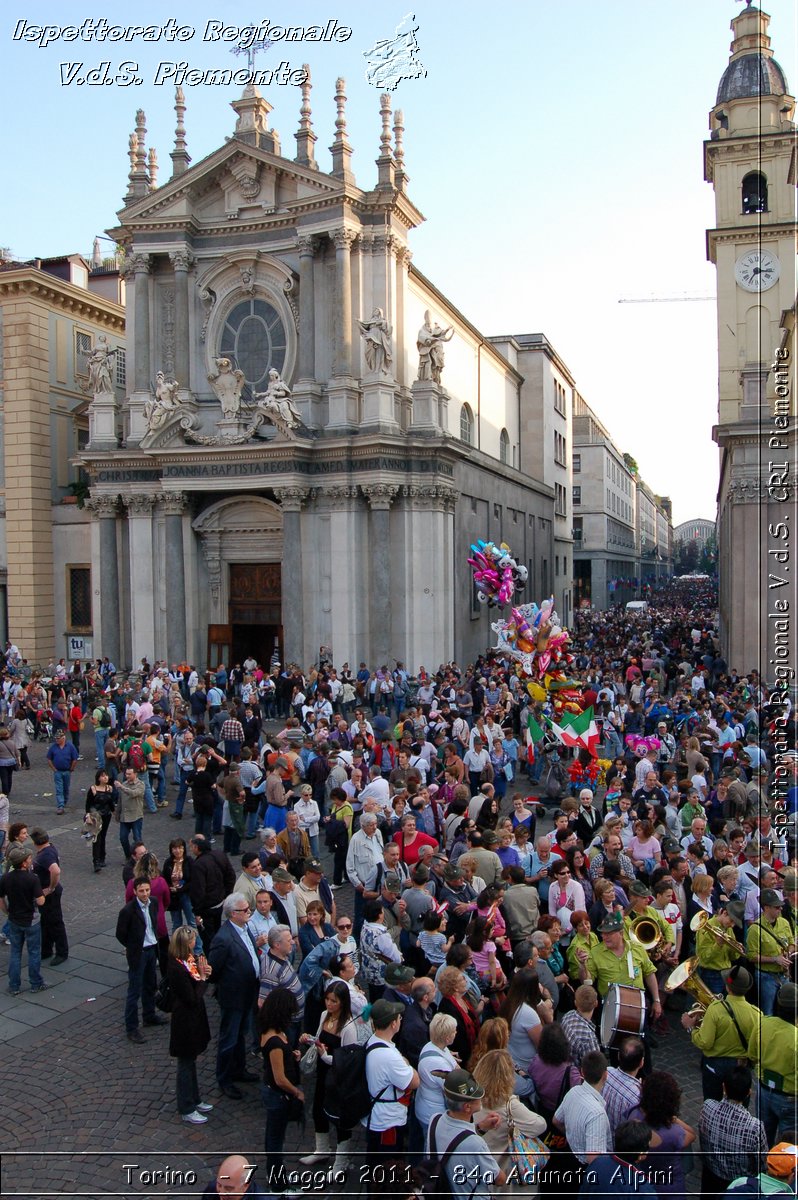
[691,910,746,956]
[628,915,664,961]
[664,955,720,1025]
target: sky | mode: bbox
[3,1,797,526]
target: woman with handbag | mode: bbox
[84,768,117,873]
[167,925,214,1125]
[299,980,357,1172]
[259,986,305,1190]
[0,728,20,796]
[472,1049,547,1184]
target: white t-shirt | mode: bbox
[363,1036,415,1131]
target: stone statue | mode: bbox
[253,369,302,429]
[144,371,181,433]
[208,357,246,419]
[417,310,453,384]
[358,307,393,375]
[87,334,117,395]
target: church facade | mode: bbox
[81,79,569,672]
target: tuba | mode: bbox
[664,955,720,1024]
[629,915,664,961]
[690,910,745,956]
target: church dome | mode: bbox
[716,52,789,103]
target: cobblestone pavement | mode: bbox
[1,744,706,1197]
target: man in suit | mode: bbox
[207,892,261,1098]
[115,879,167,1043]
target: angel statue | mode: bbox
[144,371,181,433]
[358,307,393,375]
[208,357,246,419]
[253,369,302,430]
[417,310,453,384]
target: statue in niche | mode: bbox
[358,307,393,375]
[416,310,453,384]
[144,371,182,433]
[253,369,302,429]
[208,357,246,419]
[87,334,117,395]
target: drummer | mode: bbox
[575,910,662,1032]
[694,898,745,996]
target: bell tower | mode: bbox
[705,2,796,674]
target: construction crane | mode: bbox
[618,294,714,304]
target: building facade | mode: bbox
[0,253,125,664]
[674,518,716,546]
[77,82,560,671]
[706,4,797,675]
[571,393,673,610]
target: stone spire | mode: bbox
[330,77,355,183]
[123,131,137,204]
[376,93,395,191]
[92,237,102,268]
[231,85,280,153]
[148,147,159,190]
[170,86,191,177]
[393,108,407,191]
[294,64,318,169]
[131,109,150,198]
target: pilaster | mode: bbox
[121,492,156,662]
[274,487,310,666]
[160,491,189,664]
[362,484,399,666]
[86,493,121,666]
[169,249,195,394]
[328,228,360,430]
[126,253,152,446]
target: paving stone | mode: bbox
[0,1014,37,1040]
[66,962,128,988]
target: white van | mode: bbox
[625,600,648,611]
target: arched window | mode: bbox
[460,404,474,445]
[742,172,768,214]
[219,297,288,393]
[499,428,510,464]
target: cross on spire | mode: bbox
[230,32,272,76]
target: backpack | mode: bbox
[98,709,111,729]
[323,1040,392,1126]
[414,1113,473,1200]
[126,742,146,772]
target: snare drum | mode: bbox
[599,983,646,1049]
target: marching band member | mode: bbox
[680,965,757,1100]
[694,899,745,996]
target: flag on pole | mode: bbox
[527,714,546,744]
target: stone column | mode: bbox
[362,484,398,666]
[327,229,359,430]
[161,491,189,664]
[121,492,156,663]
[333,228,355,377]
[169,249,194,392]
[274,487,309,666]
[293,236,322,428]
[132,254,151,392]
[127,253,152,446]
[87,494,121,666]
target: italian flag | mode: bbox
[548,707,601,757]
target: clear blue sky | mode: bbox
[3,1,796,524]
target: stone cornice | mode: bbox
[0,271,125,331]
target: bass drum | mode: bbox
[599,983,646,1049]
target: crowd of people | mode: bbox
[0,582,797,1198]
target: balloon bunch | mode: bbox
[467,540,528,607]
[625,734,661,756]
[467,537,584,718]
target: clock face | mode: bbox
[735,250,780,292]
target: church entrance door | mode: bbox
[228,562,282,671]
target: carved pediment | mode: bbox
[118,141,345,227]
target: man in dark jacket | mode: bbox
[115,879,167,1043]
[189,835,235,948]
[207,893,261,1098]
[397,976,436,1067]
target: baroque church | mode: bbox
[82,77,571,671]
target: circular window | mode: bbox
[219,297,287,393]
